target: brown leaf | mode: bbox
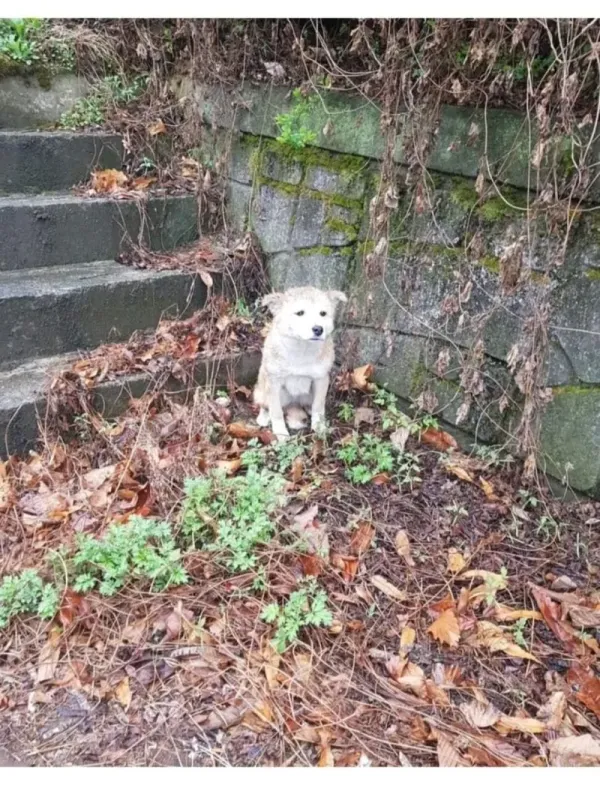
[394,530,415,567]
[436,732,467,767]
[148,119,167,136]
[428,609,460,648]
[530,584,585,654]
[493,604,542,622]
[318,744,335,767]
[567,605,600,629]
[227,422,261,440]
[473,621,540,662]
[0,466,13,513]
[214,458,242,476]
[461,700,502,728]
[370,575,406,601]
[400,626,416,656]
[444,463,475,484]
[390,427,409,451]
[332,554,359,582]
[349,521,375,556]
[91,168,128,193]
[421,428,458,453]
[496,715,546,735]
[298,554,324,577]
[446,548,466,574]
[292,505,329,555]
[537,691,567,730]
[121,618,147,645]
[204,701,247,731]
[351,364,375,392]
[131,175,156,190]
[291,456,304,484]
[548,734,600,766]
[114,677,132,710]
[354,406,376,427]
[58,589,89,629]
[567,664,600,720]
[37,628,61,683]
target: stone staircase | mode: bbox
[0,129,211,457]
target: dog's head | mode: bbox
[262,286,347,342]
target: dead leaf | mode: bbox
[436,731,467,766]
[567,664,600,720]
[243,699,274,732]
[493,604,542,622]
[428,609,460,648]
[351,364,375,392]
[121,618,147,645]
[58,589,89,629]
[114,677,132,710]
[349,521,375,556]
[227,422,261,440]
[200,270,214,289]
[370,575,406,601]
[461,700,502,728]
[292,505,329,555]
[204,700,247,731]
[332,554,359,582]
[548,734,600,766]
[537,691,567,730]
[37,628,61,683]
[263,61,285,79]
[0,475,11,513]
[530,584,585,655]
[394,530,415,567]
[444,463,475,483]
[298,553,324,577]
[568,605,600,629]
[400,626,416,656]
[214,458,242,476]
[473,621,540,662]
[91,168,128,193]
[148,119,167,135]
[131,175,156,190]
[421,428,458,453]
[354,406,376,427]
[318,744,335,767]
[390,427,409,451]
[291,456,304,484]
[496,715,546,735]
[479,477,498,500]
[447,548,466,574]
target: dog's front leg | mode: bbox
[268,379,290,441]
[311,376,329,433]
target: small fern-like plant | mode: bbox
[0,568,59,628]
[261,579,333,652]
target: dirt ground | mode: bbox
[1,318,599,767]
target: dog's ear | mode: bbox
[261,292,284,314]
[328,290,348,309]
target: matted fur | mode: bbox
[254,286,347,440]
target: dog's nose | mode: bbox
[312,325,324,337]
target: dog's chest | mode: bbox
[284,376,313,397]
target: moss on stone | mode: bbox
[450,179,479,212]
[297,244,354,258]
[325,216,358,242]
[586,268,600,280]
[553,384,600,396]
[479,255,501,274]
[0,54,54,88]
[450,177,528,222]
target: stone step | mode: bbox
[0,260,212,368]
[0,193,198,271]
[0,131,123,194]
[0,350,261,458]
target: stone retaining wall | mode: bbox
[181,80,600,498]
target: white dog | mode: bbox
[254,286,347,441]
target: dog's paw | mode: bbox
[286,405,308,431]
[256,408,270,428]
[272,421,290,442]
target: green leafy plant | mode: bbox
[0,568,59,628]
[336,433,421,487]
[275,88,318,149]
[474,444,515,468]
[181,467,287,571]
[72,516,187,595]
[261,579,333,652]
[445,502,469,527]
[0,18,42,66]
[337,402,355,423]
[512,617,528,648]
[59,74,148,130]
[372,384,439,434]
[536,514,563,542]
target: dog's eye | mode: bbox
[320,311,327,317]
[295,310,305,317]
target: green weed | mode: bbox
[337,402,355,423]
[181,467,287,572]
[59,74,148,130]
[261,578,333,652]
[0,568,59,628]
[72,516,187,596]
[336,433,421,487]
[275,88,318,149]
